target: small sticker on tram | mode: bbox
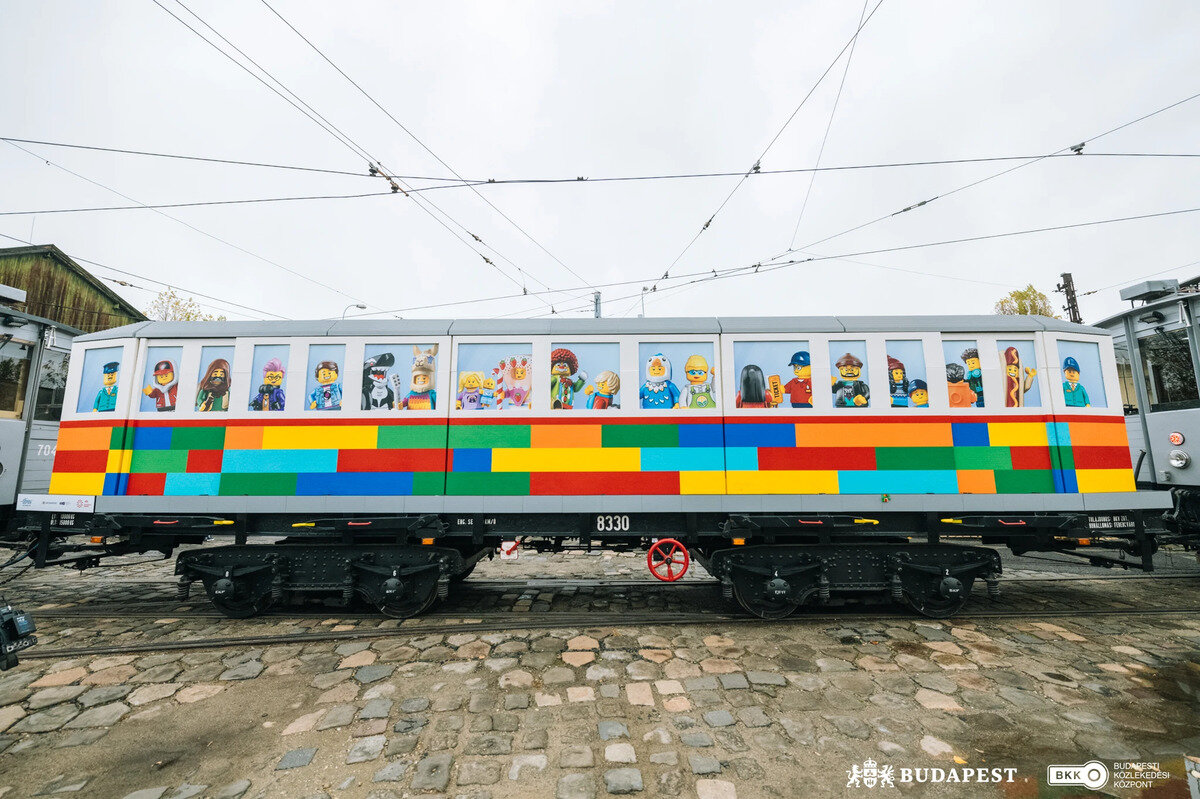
[1087,514,1135,530]
[500,541,520,560]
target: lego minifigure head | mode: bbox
[946,363,965,383]
[153,360,175,386]
[512,360,528,381]
[262,357,285,388]
[1063,356,1081,384]
[962,347,981,373]
[887,356,906,384]
[482,376,495,391]
[459,371,483,392]
[315,361,338,386]
[835,353,863,380]
[788,351,811,380]
[645,354,671,383]
[684,354,709,385]
[550,348,578,378]
[739,364,767,404]
[909,379,929,407]
[594,371,620,395]
[102,361,119,387]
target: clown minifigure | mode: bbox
[639,353,680,409]
[249,357,286,411]
[142,359,177,412]
[93,361,119,412]
[1062,356,1090,407]
[782,351,812,408]
[680,354,717,409]
[308,360,342,410]
[550,348,587,410]
[962,347,985,407]
[887,356,909,408]
[832,353,869,407]
[585,371,620,409]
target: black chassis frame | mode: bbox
[10,507,1159,573]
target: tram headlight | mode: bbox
[1168,449,1191,469]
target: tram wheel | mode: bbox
[903,580,973,619]
[210,592,273,619]
[377,581,440,619]
[733,583,801,620]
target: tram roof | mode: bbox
[75,314,1106,342]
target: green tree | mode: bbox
[145,289,227,321]
[994,285,1059,317]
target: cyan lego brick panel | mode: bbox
[1046,422,1072,446]
[837,470,959,494]
[164,473,221,496]
[295,472,413,496]
[640,447,724,472]
[723,447,759,471]
[725,424,795,448]
[222,449,339,473]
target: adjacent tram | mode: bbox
[7,314,1167,620]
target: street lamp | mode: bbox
[342,303,367,319]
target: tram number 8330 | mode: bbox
[596,514,631,532]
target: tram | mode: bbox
[6,314,1167,620]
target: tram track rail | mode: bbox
[20,603,1200,660]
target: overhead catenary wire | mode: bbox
[4,139,371,310]
[258,0,595,293]
[0,191,400,217]
[788,0,869,250]
[0,230,289,320]
[645,0,887,306]
[1078,257,1200,297]
[159,0,560,311]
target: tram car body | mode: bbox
[1095,278,1200,540]
[13,315,1166,619]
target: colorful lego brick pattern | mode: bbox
[48,415,1135,497]
[49,420,449,497]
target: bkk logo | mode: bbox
[847,760,1017,788]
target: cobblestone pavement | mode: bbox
[0,548,1198,798]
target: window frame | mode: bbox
[1044,333,1121,414]
[62,339,138,421]
[633,334,722,417]
[450,335,540,416]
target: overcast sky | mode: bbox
[2,2,1198,324]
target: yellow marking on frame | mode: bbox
[679,470,726,495]
[726,470,838,495]
[986,422,1048,447]
[49,472,106,496]
[490,447,641,473]
[1075,468,1136,493]
[261,425,378,450]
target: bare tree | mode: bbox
[145,289,227,322]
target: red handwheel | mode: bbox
[647,538,689,582]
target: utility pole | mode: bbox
[1056,272,1082,324]
[593,291,601,318]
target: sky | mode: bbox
[2,2,1198,324]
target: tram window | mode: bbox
[942,339,984,408]
[362,343,439,411]
[33,350,69,421]
[457,343,532,410]
[195,345,234,413]
[305,344,345,412]
[1137,329,1199,412]
[732,341,810,409]
[996,340,1041,408]
[139,346,182,413]
[551,343,620,410]
[1113,339,1138,414]
[75,346,123,414]
[884,340,927,409]
[638,342,716,410]
[829,340,870,408]
[247,344,290,412]
[1056,340,1107,408]
[0,339,32,419]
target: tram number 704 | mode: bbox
[595,515,631,532]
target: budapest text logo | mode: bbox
[848,759,1016,788]
[1047,761,1109,791]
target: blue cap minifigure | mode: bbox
[103,362,119,373]
[909,379,928,392]
[788,351,810,367]
[1063,357,1080,372]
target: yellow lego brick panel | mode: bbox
[491,447,641,473]
[49,472,106,496]
[1074,468,1136,493]
[727,470,839,495]
[56,425,113,451]
[261,425,378,450]
[679,470,726,495]
[106,450,131,474]
[796,423,954,448]
[986,422,1049,447]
